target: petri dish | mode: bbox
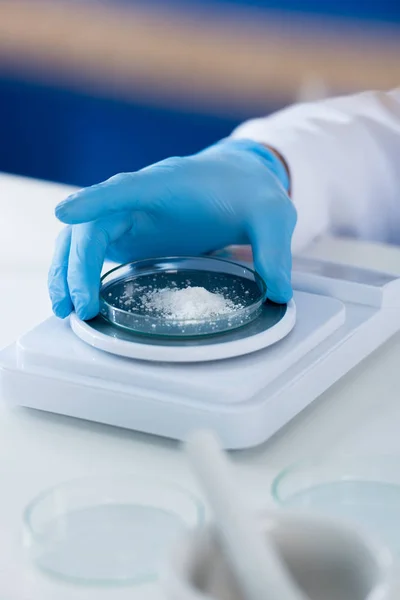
[272,456,400,558]
[98,256,266,338]
[23,475,204,586]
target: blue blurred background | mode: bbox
[0,0,399,187]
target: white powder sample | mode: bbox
[139,286,240,320]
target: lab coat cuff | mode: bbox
[231,125,330,253]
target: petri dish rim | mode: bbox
[271,455,400,506]
[23,474,205,586]
[24,474,205,541]
[99,255,267,328]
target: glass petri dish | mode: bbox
[23,475,204,586]
[98,256,266,338]
[272,456,400,558]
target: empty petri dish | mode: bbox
[23,475,204,586]
[98,256,266,338]
[272,456,400,558]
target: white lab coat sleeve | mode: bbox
[231,89,400,253]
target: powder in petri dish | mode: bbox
[139,286,241,320]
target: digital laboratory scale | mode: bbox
[1,253,400,449]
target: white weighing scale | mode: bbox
[1,255,400,449]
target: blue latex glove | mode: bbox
[49,139,296,320]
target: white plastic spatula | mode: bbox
[185,430,307,600]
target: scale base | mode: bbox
[1,258,400,449]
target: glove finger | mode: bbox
[67,214,133,320]
[248,197,296,304]
[55,166,174,225]
[48,226,73,318]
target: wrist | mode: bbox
[208,138,291,194]
[263,145,291,196]
[241,140,291,194]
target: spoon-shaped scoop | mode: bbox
[185,430,306,600]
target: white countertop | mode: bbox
[1,171,400,599]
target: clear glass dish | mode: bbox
[99,256,266,338]
[272,456,400,557]
[23,475,204,586]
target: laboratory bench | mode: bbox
[1,170,400,599]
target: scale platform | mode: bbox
[1,257,400,449]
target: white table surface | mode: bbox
[1,171,400,599]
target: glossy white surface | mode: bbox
[0,291,348,448]
[2,172,400,599]
[70,299,297,362]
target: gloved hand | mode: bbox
[49,139,296,320]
